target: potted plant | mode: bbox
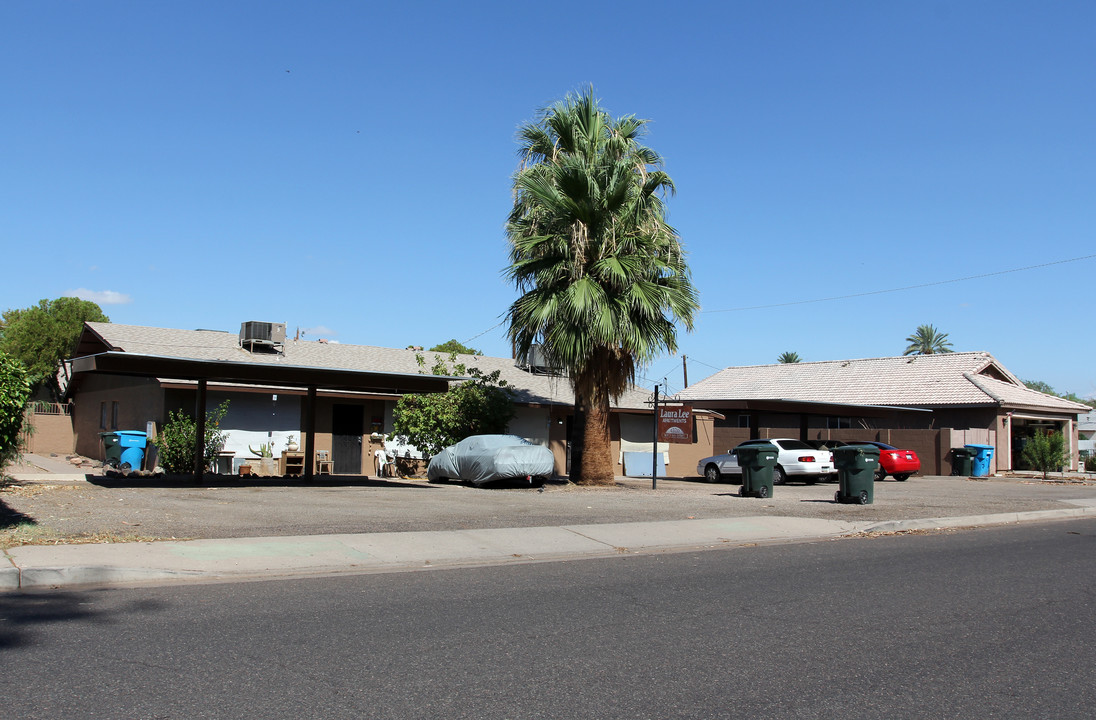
[249,442,276,476]
[286,435,299,452]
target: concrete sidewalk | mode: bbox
[5,501,1096,591]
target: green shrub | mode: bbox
[1021,430,1069,480]
[0,351,32,472]
[152,400,230,474]
[393,358,514,457]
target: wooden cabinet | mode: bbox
[281,452,305,476]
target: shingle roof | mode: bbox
[79,323,652,411]
[675,352,1089,413]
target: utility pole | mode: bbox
[682,355,689,389]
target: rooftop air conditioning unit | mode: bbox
[520,344,562,375]
[239,321,287,353]
[527,344,550,370]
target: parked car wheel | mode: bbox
[875,468,887,482]
[772,466,787,485]
[893,473,910,481]
[704,464,722,483]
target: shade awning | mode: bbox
[67,351,456,395]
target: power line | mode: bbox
[685,356,724,372]
[702,253,1096,314]
[463,319,506,345]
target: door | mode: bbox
[332,404,363,474]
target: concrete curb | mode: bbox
[858,505,1096,534]
[3,507,1095,592]
[7,473,95,483]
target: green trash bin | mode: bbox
[951,447,973,476]
[737,443,778,498]
[100,431,122,468]
[834,444,879,505]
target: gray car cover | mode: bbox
[427,435,554,486]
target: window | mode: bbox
[111,401,119,430]
[100,402,107,430]
[826,416,853,429]
[738,415,750,428]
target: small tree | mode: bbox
[0,351,32,473]
[0,297,109,399]
[393,354,514,457]
[429,339,482,355]
[1023,380,1096,408]
[777,351,801,364]
[152,400,230,474]
[1022,430,1069,480]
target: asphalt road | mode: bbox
[4,473,1096,541]
[3,519,1094,719]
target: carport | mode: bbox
[68,351,456,481]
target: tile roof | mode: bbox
[675,352,1089,413]
[79,323,652,411]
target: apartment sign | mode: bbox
[658,405,693,443]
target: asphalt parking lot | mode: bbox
[4,471,1096,542]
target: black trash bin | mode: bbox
[737,443,779,498]
[100,431,122,467]
[834,444,879,505]
[951,447,973,476]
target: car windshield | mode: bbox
[776,440,812,450]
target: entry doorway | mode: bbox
[332,404,364,474]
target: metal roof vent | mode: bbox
[239,321,286,354]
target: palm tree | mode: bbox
[777,351,801,364]
[903,324,954,355]
[505,88,699,485]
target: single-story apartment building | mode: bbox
[61,321,714,478]
[675,352,1090,475]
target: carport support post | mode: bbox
[304,385,316,482]
[193,378,207,483]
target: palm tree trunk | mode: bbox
[578,386,615,485]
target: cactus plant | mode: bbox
[249,441,274,458]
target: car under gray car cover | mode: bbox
[427,435,554,486]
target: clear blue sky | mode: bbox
[3,1,1093,398]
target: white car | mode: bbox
[697,438,835,485]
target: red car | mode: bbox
[861,441,920,481]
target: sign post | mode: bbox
[651,385,659,490]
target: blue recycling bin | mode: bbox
[965,444,995,477]
[115,430,148,472]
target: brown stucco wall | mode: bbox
[713,426,751,456]
[72,375,165,459]
[24,411,75,455]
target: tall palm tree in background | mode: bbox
[903,324,954,355]
[777,351,801,364]
[505,88,699,485]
